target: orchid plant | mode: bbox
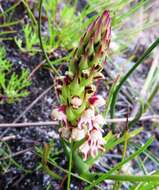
[51,10,111,178]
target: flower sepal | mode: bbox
[66,106,77,123]
[60,85,70,104]
[69,80,85,98]
[79,76,92,87]
[71,100,86,116]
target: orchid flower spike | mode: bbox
[51,10,111,161]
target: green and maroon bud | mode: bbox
[93,72,105,80]
[56,85,62,95]
[79,54,89,71]
[64,71,74,85]
[70,10,111,73]
[93,64,103,72]
[81,69,90,79]
[56,76,65,85]
[85,84,96,95]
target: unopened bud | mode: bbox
[56,76,65,85]
[65,71,74,81]
[85,84,96,94]
[93,64,103,72]
[93,73,105,80]
[81,69,90,79]
[79,54,89,71]
[56,85,62,94]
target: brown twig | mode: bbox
[28,59,46,79]
[0,86,53,138]
[0,135,16,142]
[0,147,33,161]
[0,121,58,128]
[14,86,53,123]
[0,115,158,129]
[60,175,67,189]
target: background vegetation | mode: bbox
[0,0,159,190]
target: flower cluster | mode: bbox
[51,10,111,160]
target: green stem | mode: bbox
[36,146,102,189]
[0,20,22,27]
[104,174,159,182]
[0,0,21,17]
[61,139,91,179]
[144,83,159,112]
[113,128,129,190]
[38,0,59,76]
[67,142,73,190]
[0,30,17,35]
[110,38,159,130]
[22,0,37,27]
[42,143,61,180]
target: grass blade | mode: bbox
[110,38,159,130]
[84,137,154,190]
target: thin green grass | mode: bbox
[84,137,154,189]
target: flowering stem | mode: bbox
[38,0,59,76]
[110,38,159,131]
[67,142,73,190]
[61,139,95,180]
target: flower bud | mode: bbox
[93,64,103,72]
[56,76,65,85]
[85,84,96,95]
[93,72,105,80]
[65,71,74,84]
[55,85,62,95]
[81,69,90,79]
[71,10,111,72]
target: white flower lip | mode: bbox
[51,107,66,123]
[78,108,95,130]
[71,128,86,141]
[93,114,105,131]
[59,127,71,139]
[79,141,90,161]
[71,96,82,109]
[79,129,105,160]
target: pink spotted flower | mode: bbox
[51,105,67,124]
